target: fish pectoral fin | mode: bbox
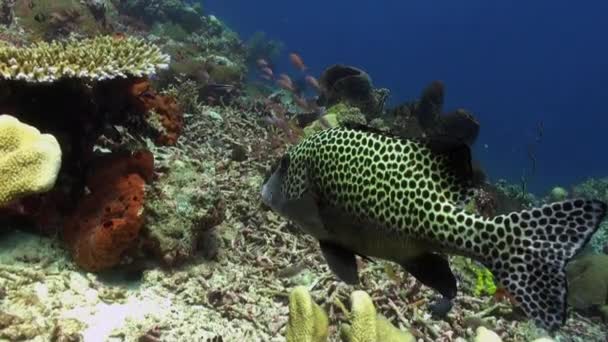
[319,241,359,285]
[401,253,457,299]
[283,192,327,238]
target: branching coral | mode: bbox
[0,114,61,207]
[0,36,170,83]
[63,150,154,272]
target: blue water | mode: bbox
[205,0,608,195]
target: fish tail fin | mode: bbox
[484,199,606,330]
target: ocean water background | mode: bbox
[205,0,608,195]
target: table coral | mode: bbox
[0,36,170,83]
[0,114,62,207]
[63,150,154,272]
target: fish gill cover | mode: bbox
[0,0,605,341]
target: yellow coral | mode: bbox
[286,286,329,342]
[0,115,61,206]
[0,36,170,83]
[340,291,414,342]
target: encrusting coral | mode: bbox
[0,114,62,207]
[63,150,154,272]
[286,286,329,342]
[0,35,170,83]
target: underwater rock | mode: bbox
[318,64,387,119]
[63,150,154,272]
[566,254,608,321]
[142,155,224,266]
[473,326,502,342]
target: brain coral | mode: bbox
[0,114,61,206]
[0,36,170,83]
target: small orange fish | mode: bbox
[305,75,320,92]
[293,96,310,110]
[261,67,274,77]
[289,53,307,71]
[277,78,295,93]
[257,58,269,68]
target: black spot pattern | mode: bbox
[275,127,608,331]
[488,200,607,330]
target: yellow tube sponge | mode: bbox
[0,115,61,206]
[286,286,329,342]
[340,291,414,342]
[0,36,170,83]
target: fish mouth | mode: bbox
[260,182,272,207]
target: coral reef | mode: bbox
[13,0,114,40]
[63,150,154,272]
[115,0,203,32]
[566,254,608,322]
[0,114,61,206]
[0,36,170,82]
[142,148,224,266]
[0,1,605,340]
[572,178,608,253]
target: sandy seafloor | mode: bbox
[0,107,606,342]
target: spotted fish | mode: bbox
[260,125,607,331]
